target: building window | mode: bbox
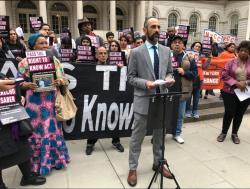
[83,5,98,30]
[168,13,177,27]
[230,14,239,36]
[189,14,198,33]
[117,20,123,30]
[17,0,37,33]
[17,0,36,9]
[83,5,97,14]
[116,7,124,16]
[208,16,217,32]
[18,13,36,33]
[51,3,69,34]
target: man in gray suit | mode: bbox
[127,17,175,187]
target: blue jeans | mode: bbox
[176,100,186,136]
[186,88,200,116]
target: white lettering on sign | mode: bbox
[96,65,117,90]
[26,50,46,58]
[0,96,16,105]
[62,63,77,90]
[0,60,18,77]
[81,95,133,132]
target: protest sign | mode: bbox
[0,15,9,39]
[29,16,43,33]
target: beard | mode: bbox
[148,32,159,43]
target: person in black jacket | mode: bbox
[0,75,46,189]
[6,29,26,62]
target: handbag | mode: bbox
[55,86,77,121]
[19,119,33,137]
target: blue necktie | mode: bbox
[152,45,159,79]
[152,45,160,93]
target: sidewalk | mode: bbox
[3,114,250,188]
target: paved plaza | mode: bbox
[3,114,250,188]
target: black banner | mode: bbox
[0,60,178,140]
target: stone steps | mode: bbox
[184,91,250,123]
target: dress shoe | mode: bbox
[112,142,124,152]
[152,164,173,179]
[85,144,94,155]
[231,134,240,144]
[20,173,46,186]
[127,170,137,187]
[217,133,226,142]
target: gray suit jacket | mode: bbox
[128,43,173,115]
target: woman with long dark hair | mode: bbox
[217,41,250,144]
[6,28,26,62]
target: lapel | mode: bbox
[142,44,155,79]
[158,45,164,79]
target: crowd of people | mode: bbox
[0,16,250,188]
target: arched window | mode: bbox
[208,16,217,32]
[17,0,37,33]
[168,13,177,27]
[189,14,198,33]
[83,5,97,14]
[83,5,98,30]
[17,0,36,9]
[50,3,69,34]
[116,7,124,30]
[230,14,239,36]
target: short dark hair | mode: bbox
[237,40,250,53]
[134,36,142,43]
[39,23,50,30]
[143,16,157,28]
[106,32,114,39]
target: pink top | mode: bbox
[222,58,250,94]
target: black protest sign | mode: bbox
[26,50,56,92]
[0,87,29,125]
[159,31,168,44]
[201,36,212,57]
[29,16,43,33]
[108,51,126,66]
[60,49,74,63]
[77,46,95,62]
[0,16,9,39]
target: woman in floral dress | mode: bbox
[18,33,70,176]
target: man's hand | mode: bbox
[16,56,23,62]
[22,82,38,91]
[0,80,15,91]
[236,81,247,92]
[145,81,156,90]
[164,76,175,87]
[176,68,185,75]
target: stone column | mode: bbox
[148,1,153,17]
[39,0,47,23]
[246,1,250,40]
[102,1,108,30]
[110,1,116,33]
[129,2,135,28]
[135,1,141,31]
[0,1,6,15]
[140,1,146,32]
[76,0,83,20]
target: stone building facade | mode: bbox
[0,0,249,44]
